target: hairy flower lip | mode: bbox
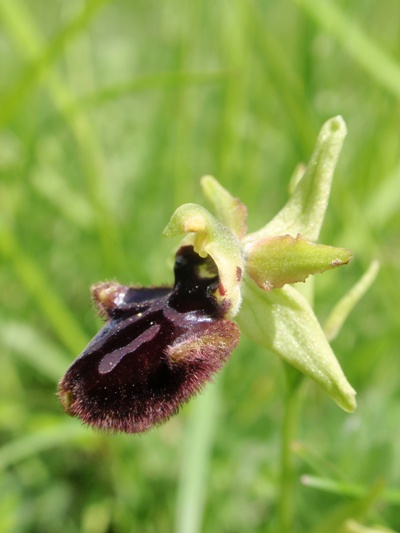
[58,245,240,433]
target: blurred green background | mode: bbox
[1,0,400,532]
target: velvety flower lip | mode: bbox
[58,245,239,433]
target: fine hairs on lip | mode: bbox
[58,245,240,433]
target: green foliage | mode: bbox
[1,0,399,531]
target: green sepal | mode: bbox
[244,115,347,244]
[237,277,356,412]
[201,175,248,239]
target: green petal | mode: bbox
[201,175,248,239]
[237,277,356,412]
[244,115,347,244]
[246,234,352,290]
[163,203,244,317]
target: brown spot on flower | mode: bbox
[218,282,227,296]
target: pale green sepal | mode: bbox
[236,277,356,412]
[324,260,380,341]
[201,175,248,239]
[245,234,352,291]
[163,203,244,317]
[244,116,347,244]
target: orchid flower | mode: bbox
[59,116,360,433]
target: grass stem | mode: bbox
[278,364,303,532]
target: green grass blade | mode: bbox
[363,162,400,229]
[0,319,70,381]
[0,225,88,354]
[0,0,111,127]
[293,0,400,100]
[324,261,380,341]
[175,382,220,533]
[302,475,400,506]
[247,2,318,156]
[69,70,234,109]
[0,421,89,471]
[0,0,125,277]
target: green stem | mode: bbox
[278,364,303,533]
[175,381,220,533]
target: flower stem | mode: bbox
[278,363,303,532]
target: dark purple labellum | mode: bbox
[58,246,240,433]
